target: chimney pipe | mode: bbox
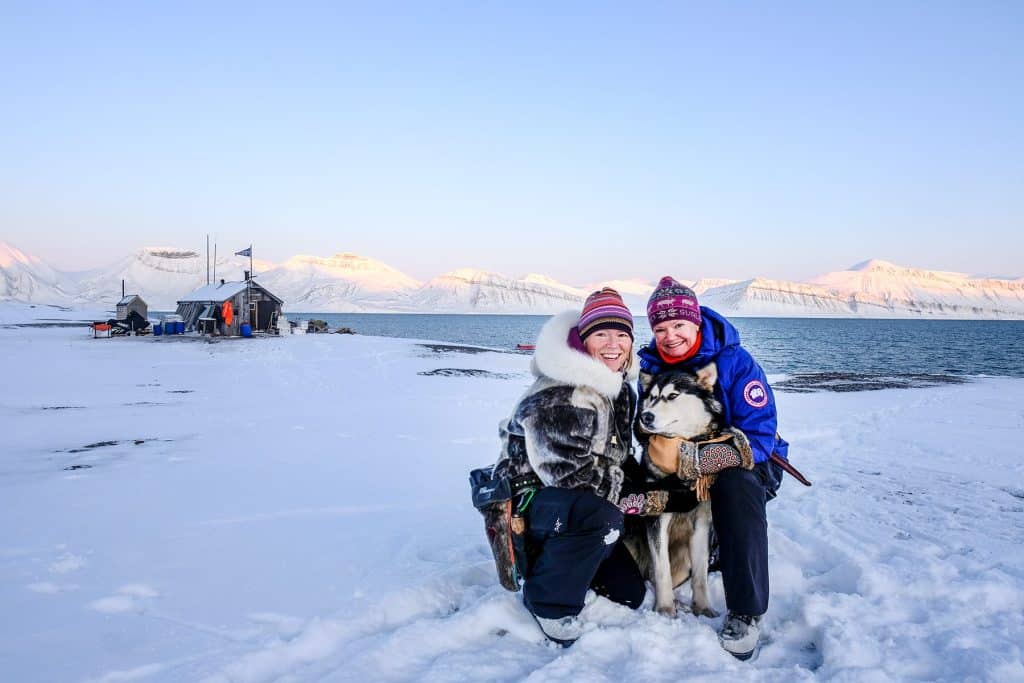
[244,270,250,281]
[122,279,125,298]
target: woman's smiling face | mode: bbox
[652,319,700,359]
[583,328,633,372]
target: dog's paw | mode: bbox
[692,604,719,618]
[655,603,678,618]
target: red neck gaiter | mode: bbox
[656,330,702,366]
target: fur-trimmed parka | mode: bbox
[496,311,640,503]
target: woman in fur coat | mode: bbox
[496,288,696,646]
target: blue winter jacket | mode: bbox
[637,307,789,464]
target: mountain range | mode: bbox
[2,241,1023,319]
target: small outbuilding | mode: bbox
[115,294,149,332]
[176,278,284,335]
[117,294,148,321]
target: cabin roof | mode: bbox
[178,280,283,304]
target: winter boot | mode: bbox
[719,612,761,660]
[532,613,583,647]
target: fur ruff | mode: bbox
[531,311,639,399]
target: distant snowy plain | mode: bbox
[1,303,1023,681]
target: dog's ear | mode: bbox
[695,362,718,392]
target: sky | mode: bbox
[1,1,1022,284]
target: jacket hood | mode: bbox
[638,306,741,368]
[532,310,639,399]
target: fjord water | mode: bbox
[296,314,1024,377]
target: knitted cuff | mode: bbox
[676,429,756,479]
[677,440,701,480]
[725,428,756,470]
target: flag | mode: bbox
[235,247,252,257]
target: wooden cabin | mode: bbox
[176,278,283,335]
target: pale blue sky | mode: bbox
[2,1,1021,283]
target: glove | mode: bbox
[677,440,742,479]
[648,430,756,480]
[616,488,699,515]
[617,490,668,515]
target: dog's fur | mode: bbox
[626,363,723,617]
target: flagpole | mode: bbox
[247,245,253,327]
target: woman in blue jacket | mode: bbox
[638,276,789,660]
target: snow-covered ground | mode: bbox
[2,309,1023,681]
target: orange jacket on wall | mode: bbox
[222,301,233,327]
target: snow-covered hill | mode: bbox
[62,247,265,310]
[2,241,1023,318]
[807,259,1024,318]
[256,253,422,313]
[582,278,658,313]
[413,269,585,313]
[693,261,1024,319]
[0,242,71,304]
[691,277,741,295]
[699,278,866,318]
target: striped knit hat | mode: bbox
[577,287,634,342]
[646,276,701,327]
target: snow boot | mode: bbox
[719,612,761,660]
[532,613,582,647]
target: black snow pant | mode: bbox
[522,487,645,619]
[711,460,784,617]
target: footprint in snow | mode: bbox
[1002,487,1024,500]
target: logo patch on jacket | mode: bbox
[743,380,769,408]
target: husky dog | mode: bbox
[628,363,722,617]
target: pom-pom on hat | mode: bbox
[646,276,701,327]
[577,287,634,342]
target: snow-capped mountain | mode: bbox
[806,259,1024,318]
[255,253,422,313]
[61,247,261,310]
[698,278,860,317]
[3,241,1023,318]
[413,269,585,313]
[695,260,1024,318]
[0,242,71,304]
[691,277,740,295]
[579,278,657,313]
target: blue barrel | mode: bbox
[176,321,185,334]
[241,323,252,338]
[165,322,174,335]
[153,323,163,336]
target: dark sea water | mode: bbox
[292,313,1024,378]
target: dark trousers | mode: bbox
[522,487,645,619]
[711,460,783,616]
